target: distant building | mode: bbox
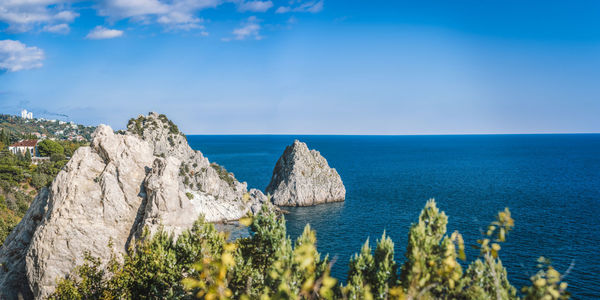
[20,109,33,120]
[8,140,39,156]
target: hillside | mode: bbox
[0,114,94,246]
[0,114,96,142]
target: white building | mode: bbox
[20,109,33,120]
[8,140,39,156]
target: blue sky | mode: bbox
[0,0,599,134]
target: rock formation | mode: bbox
[0,112,268,299]
[265,140,345,206]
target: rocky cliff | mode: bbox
[0,113,268,299]
[266,140,345,206]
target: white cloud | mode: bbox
[43,23,70,34]
[97,0,221,31]
[0,0,79,32]
[275,6,291,13]
[297,0,323,13]
[86,26,124,39]
[275,0,323,14]
[225,16,262,41]
[97,0,169,19]
[237,1,273,13]
[0,40,45,72]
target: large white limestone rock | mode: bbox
[0,113,268,299]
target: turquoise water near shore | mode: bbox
[187,134,600,298]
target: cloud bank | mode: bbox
[0,0,78,32]
[0,40,45,72]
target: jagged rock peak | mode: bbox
[265,139,345,206]
[0,112,268,299]
[124,112,191,158]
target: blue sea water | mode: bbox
[186,134,600,299]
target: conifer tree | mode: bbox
[399,199,463,298]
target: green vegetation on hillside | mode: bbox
[38,139,65,157]
[0,135,87,245]
[127,113,182,137]
[210,162,236,188]
[0,115,93,246]
[0,150,72,244]
[50,200,570,300]
[0,114,96,142]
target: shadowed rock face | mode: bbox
[266,140,345,206]
[0,112,268,299]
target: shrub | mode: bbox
[210,163,235,188]
[38,139,65,157]
[49,201,571,300]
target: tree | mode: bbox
[31,173,49,189]
[49,201,571,300]
[399,199,463,298]
[24,150,32,164]
[0,129,10,149]
[38,140,64,157]
[58,141,84,157]
[50,153,66,163]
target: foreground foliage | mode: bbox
[50,200,570,300]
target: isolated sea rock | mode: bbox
[266,140,345,206]
[0,112,268,299]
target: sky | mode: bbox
[0,0,599,134]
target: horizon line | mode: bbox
[184,132,600,136]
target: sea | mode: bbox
[186,134,600,299]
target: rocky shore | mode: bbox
[0,113,344,299]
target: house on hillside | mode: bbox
[8,140,39,157]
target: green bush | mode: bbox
[38,139,65,157]
[0,149,70,246]
[0,195,20,245]
[31,173,49,189]
[50,153,66,162]
[210,163,235,188]
[49,201,570,300]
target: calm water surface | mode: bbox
[187,134,600,299]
